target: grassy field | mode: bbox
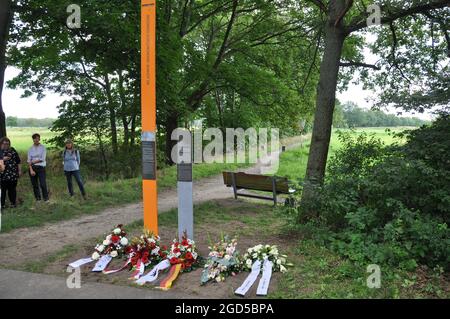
[276,127,408,181]
[0,127,409,233]
[5,127,56,152]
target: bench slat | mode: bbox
[223,172,290,194]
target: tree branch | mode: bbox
[422,11,450,58]
[185,0,235,36]
[79,59,106,89]
[339,60,380,70]
[346,0,450,34]
[302,30,323,93]
[388,22,411,84]
[335,0,354,27]
[307,0,327,13]
[187,0,239,109]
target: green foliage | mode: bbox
[364,8,450,112]
[399,114,450,172]
[290,117,450,271]
[7,0,319,164]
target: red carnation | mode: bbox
[142,257,149,264]
[181,239,189,246]
[111,235,120,243]
[131,256,139,265]
[173,248,181,254]
[170,257,179,265]
[185,252,193,260]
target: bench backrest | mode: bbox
[223,172,290,194]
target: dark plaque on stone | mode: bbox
[177,163,193,182]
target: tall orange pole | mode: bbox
[141,0,158,234]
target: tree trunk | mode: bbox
[0,0,12,138]
[130,111,137,147]
[104,74,118,152]
[121,115,130,148]
[118,70,131,149]
[95,127,109,180]
[300,0,347,221]
[164,113,179,165]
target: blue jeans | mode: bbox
[65,170,86,196]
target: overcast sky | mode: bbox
[3,67,63,119]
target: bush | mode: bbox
[290,118,450,270]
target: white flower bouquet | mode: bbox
[242,244,291,273]
[92,225,129,260]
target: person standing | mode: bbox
[0,148,5,201]
[27,133,49,202]
[63,139,86,199]
[0,152,4,171]
[0,137,21,209]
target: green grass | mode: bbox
[329,127,408,155]
[5,127,56,152]
[277,127,408,181]
[270,238,448,299]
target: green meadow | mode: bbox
[5,127,56,152]
[277,127,408,181]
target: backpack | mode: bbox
[63,149,80,164]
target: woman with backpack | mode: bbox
[63,139,87,199]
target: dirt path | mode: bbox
[0,136,308,267]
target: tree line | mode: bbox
[6,116,55,127]
[333,102,429,128]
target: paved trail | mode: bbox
[0,136,307,267]
[0,269,191,299]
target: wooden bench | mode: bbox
[222,171,296,205]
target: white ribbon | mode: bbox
[69,257,94,269]
[130,259,147,280]
[235,260,261,297]
[92,255,113,272]
[103,258,131,275]
[256,259,273,296]
[135,259,171,285]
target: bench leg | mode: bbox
[231,173,238,200]
[272,177,277,206]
